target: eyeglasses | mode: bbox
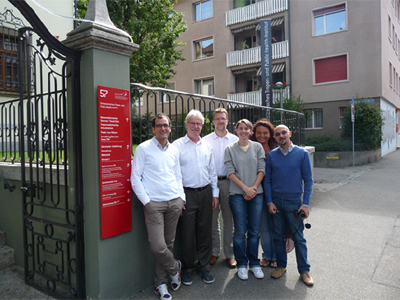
[274,130,289,137]
[155,124,170,128]
[188,122,202,127]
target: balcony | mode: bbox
[227,87,290,106]
[226,40,289,67]
[226,0,288,26]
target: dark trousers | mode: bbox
[180,185,213,272]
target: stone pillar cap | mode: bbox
[63,0,138,56]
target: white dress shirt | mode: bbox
[203,131,238,176]
[131,137,185,206]
[173,135,219,198]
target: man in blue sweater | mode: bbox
[263,124,314,286]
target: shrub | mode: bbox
[341,101,383,150]
[306,135,378,152]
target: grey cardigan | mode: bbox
[224,140,266,194]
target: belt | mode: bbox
[218,176,227,180]
[184,184,209,191]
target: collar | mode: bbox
[152,137,170,150]
[212,130,229,139]
[279,142,295,156]
[183,134,202,145]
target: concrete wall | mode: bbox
[314,150,381,168]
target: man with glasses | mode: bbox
[203,108,238,268]
[131,113,185,300]
[173,109,219,286]
[263,124,314,286]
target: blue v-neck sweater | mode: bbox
[264,145,313,206]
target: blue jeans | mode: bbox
[260,200,276,261]
[271,195,310,274]
[229,194,263,268]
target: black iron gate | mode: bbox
[3,1,85,298]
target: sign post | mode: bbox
[351,96,355,167]
[98,86,132,239]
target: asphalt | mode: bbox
[1,149,400,299]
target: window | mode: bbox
[194,38,213,60]
[305,109,323,129]
[234,0,256,8]
[194,0,213,22]
[194,78,214,96]
[389,16,392,42]
[314,4,346,35]
[243,36,257,49]
[0,28,19,92]
[314,54,348,84]
[390,62,393,87]
[339,107,347,129]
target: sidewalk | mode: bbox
[1,150,400,299]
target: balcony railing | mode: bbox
[226,40,289,67]
[226,0,288,26]
[227,87,291,106]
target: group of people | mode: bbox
[131,108,314,300]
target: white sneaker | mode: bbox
[154,283,172,300]
[170,260,181,291]
[237,267,248,280]
[250,266,264,279]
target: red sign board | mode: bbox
[98,86,132,239]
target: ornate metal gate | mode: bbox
[3,1,85,298]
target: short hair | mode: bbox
[185,109,204,124]
[235,119,253,130]
[213,107,228,119]
[152,113,171,128]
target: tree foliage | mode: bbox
[273,93,305,113]
[77,0,187,87]
[341,101,383,150]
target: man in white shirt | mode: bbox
[131,113,185,300]
[173,109,219,286]
[203,108,238,268]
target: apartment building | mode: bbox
[172,0,400,155]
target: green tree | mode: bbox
[77,0,187,87]
[341,101,383,150]
[273,93,305,113]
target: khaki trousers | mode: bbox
[211,179,234,258]
[144,197,184,285]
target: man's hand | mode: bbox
[144,203,149,209]
[212,197,219,209]
[268,203,279,214]
[299,205,310,218]
[181,204,186,216]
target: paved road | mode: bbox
[131,149,400,300]
[1,150,400,299]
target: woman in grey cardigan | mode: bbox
[224,119,266,281]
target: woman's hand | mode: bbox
[243,186,257,199]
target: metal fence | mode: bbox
[130,83,305,146]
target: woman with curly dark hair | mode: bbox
[251,119,278,269]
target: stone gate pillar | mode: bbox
[63,1,152,298]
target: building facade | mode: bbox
[172,0,400,155]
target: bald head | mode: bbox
[275,124,289,132]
